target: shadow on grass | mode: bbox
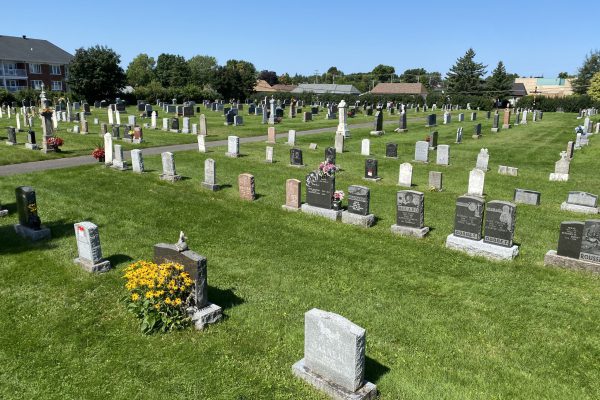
[365,355,390,384]
[106,253,134,268]
[208,286,244,311]
[0,218,74,255]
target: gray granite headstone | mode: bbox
[483,200,517,247]
[579,220,600,263]
[557,221,584,259]
[74,221,111,272]
[566,191,598,207]
[396,190,425,228]
[513,189,540,205]
[414,141,429,162]
[131,149,144,173]
[347,185,370,216]
[454,196,485,240]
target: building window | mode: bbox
[51,65,61,75]
[31,80,43,90]
[29,63,42,74]
[51,81,62,91]
[8,80,17,88]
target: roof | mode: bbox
[291,84,361,95]
[253,79,276,92]
[0,35,73,64]
[370,82,427,95]
[510,83,527,96]
[271,84,298,92]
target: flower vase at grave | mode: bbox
[332,200,342,211]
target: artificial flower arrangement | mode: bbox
[318,161,338,177]
[91,147,105,160]
[333,190,345,201]
[47,136,63,148]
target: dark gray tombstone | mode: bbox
[397,112,407,132]
[396,190,425,228]
[385,143,398,158]
[325,147,336,164]
[305,172,334,209]
[6,127,17,144]
[474,123,482,136]
[347,185,370,216]
[454,196,485,240]
[557,221,584,258]
[373,111,383,131]
[290,148,304,166]
[170,118,179,131]
[429,131,438,149]
[483,201,517,247]
[426,113,436,127]
[14,186,51,240]
[112,125,120,139]
[364,158,379,179]
[579,220,600,263]
[225,110,235,125]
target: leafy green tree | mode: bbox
[372,64,395,82]
[155,54,190,87]
[188,55,217,87]
[399,68,426,83]
[258,70,278,86]
[68,45,126,100]
[486,61,512,99]
[587,71,600,101]
[446,48,487,95]
[211,59,257,100]
[278,73,292,85]
[572,50,600,94]
[126,53,155,87]
[558,71,570,79]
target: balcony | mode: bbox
[0,68,27,78]
[0,86,26,92]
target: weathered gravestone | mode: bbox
[154,233,222,330]
[325,147,336,164]
[202,159,219,191]
[111,144,128,170]
[560,191,599,214]
[491,113,500,132]
[364,159,380,181]
[467,169,485,197]
[73,221,111,272]
[391,190,429,238]
[131,149,144,173]
[549,151,570,181]
[342,185,375,228]
[414,141,429,163]
[385,143,398,159]
[502,109,511,129]
[361,139,370,156]
[394,111,408,132]
[429,171,443,191]
[513,189,541,206]
[197,135,207,153]
[497,166,518,176]
[287,130,296,146]
[292,308,377,399]
[282,179,301,211]
[14,186,51,241]
[5,127,16,145]
[290,148,304,167]
[398,163,413,187]
[436,144,449,165]
[159,152,181,182]
[226,135,240,157]
[476,148,489,171]
[265,146,274,163]
[238,173,256,201]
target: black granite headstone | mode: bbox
[225,111,234,125]
[290,148,303,166]
[483,200,517,247]
[493,113,500,128]
[305,172,334,209]
[171,118,179,130]
[373,111,383,131]
[427,114,436,127]
[385,143,398,158]
[15,186,41,230]
[347,185,370,216]
[364,159,378,179]
[429,131,438,149]
[474,123,482,136]
[454,195,485,240]
[325,147,336,164]
[579,220,600,263]
[557,221,584,258]
[399,112,407,130]
[7,127,16,143]
[27,130,36,144]
[396,190,425,228]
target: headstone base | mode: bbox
[472,135,482,139]
[201,182,220,191]
[111,162,128,171]
[549,173,569,182]
[170,129,179,133]
[491,128,499,133]
[133,139,143,144]
[301,204,342,221]
[560,202,599,214]
[281,204,301,212]
[25,143,39,150]
[5,141,16,146]
[14,224,51,241]
[188,303,222,330]
[289,164,306,168]
[159,174,182,182]
[394,128,408,133]
[73,257,112,273]
[390,224,429,238]
[544,250,600,274]
[122,138,133,143]
[369,130,385,136]
[502,124,511,129]
[0,209,8,217]
[225,152,239,158]
[363,177,381,182]
[292,359,377,400]
[342,212,375,228]
[445,234,519,261]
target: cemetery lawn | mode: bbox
[2,112,600,399]
[0,105,395,166]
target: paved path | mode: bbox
[0,118,419,177]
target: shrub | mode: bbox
[515,94,600,112]
[123,261,194,334]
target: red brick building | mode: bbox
[0,35,73,93]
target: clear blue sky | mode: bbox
[4,0,598,78]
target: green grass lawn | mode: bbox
[0,103,401,166]
[1,112,600,399]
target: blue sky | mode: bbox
[3,0,598,78]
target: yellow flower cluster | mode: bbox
[123,261,194,311]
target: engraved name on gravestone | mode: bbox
[579,220,600,263]
[557,221,584,259]
[305,171,334,209]
[347,185,370,216]
[396,190,425,228]
[454,196,485,240]
[513,189,541,205]
[483,201,517,247]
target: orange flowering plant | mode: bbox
[123,261,194,334]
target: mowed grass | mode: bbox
[0,103,398,166]
[1,112,600,399]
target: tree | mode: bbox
[558,71,570,79]
[68,45,126,100]
[258,70,278,86]
[486,61,512,99]
[572,50,600,94]
[399,68,427,83]
[278,73,292,85]
[155,54,191,87]
[372,64,395,82]
[446,48,487,95]
[126,53,155,87]
[188,55,217,87]
[587,71,600,101]
[211,59,257,100]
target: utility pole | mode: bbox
[314,70,319,84]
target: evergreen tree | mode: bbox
[68,45,126,100]
[486,61,512,99]
[572,50,600,94]
[446,48,487,95]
